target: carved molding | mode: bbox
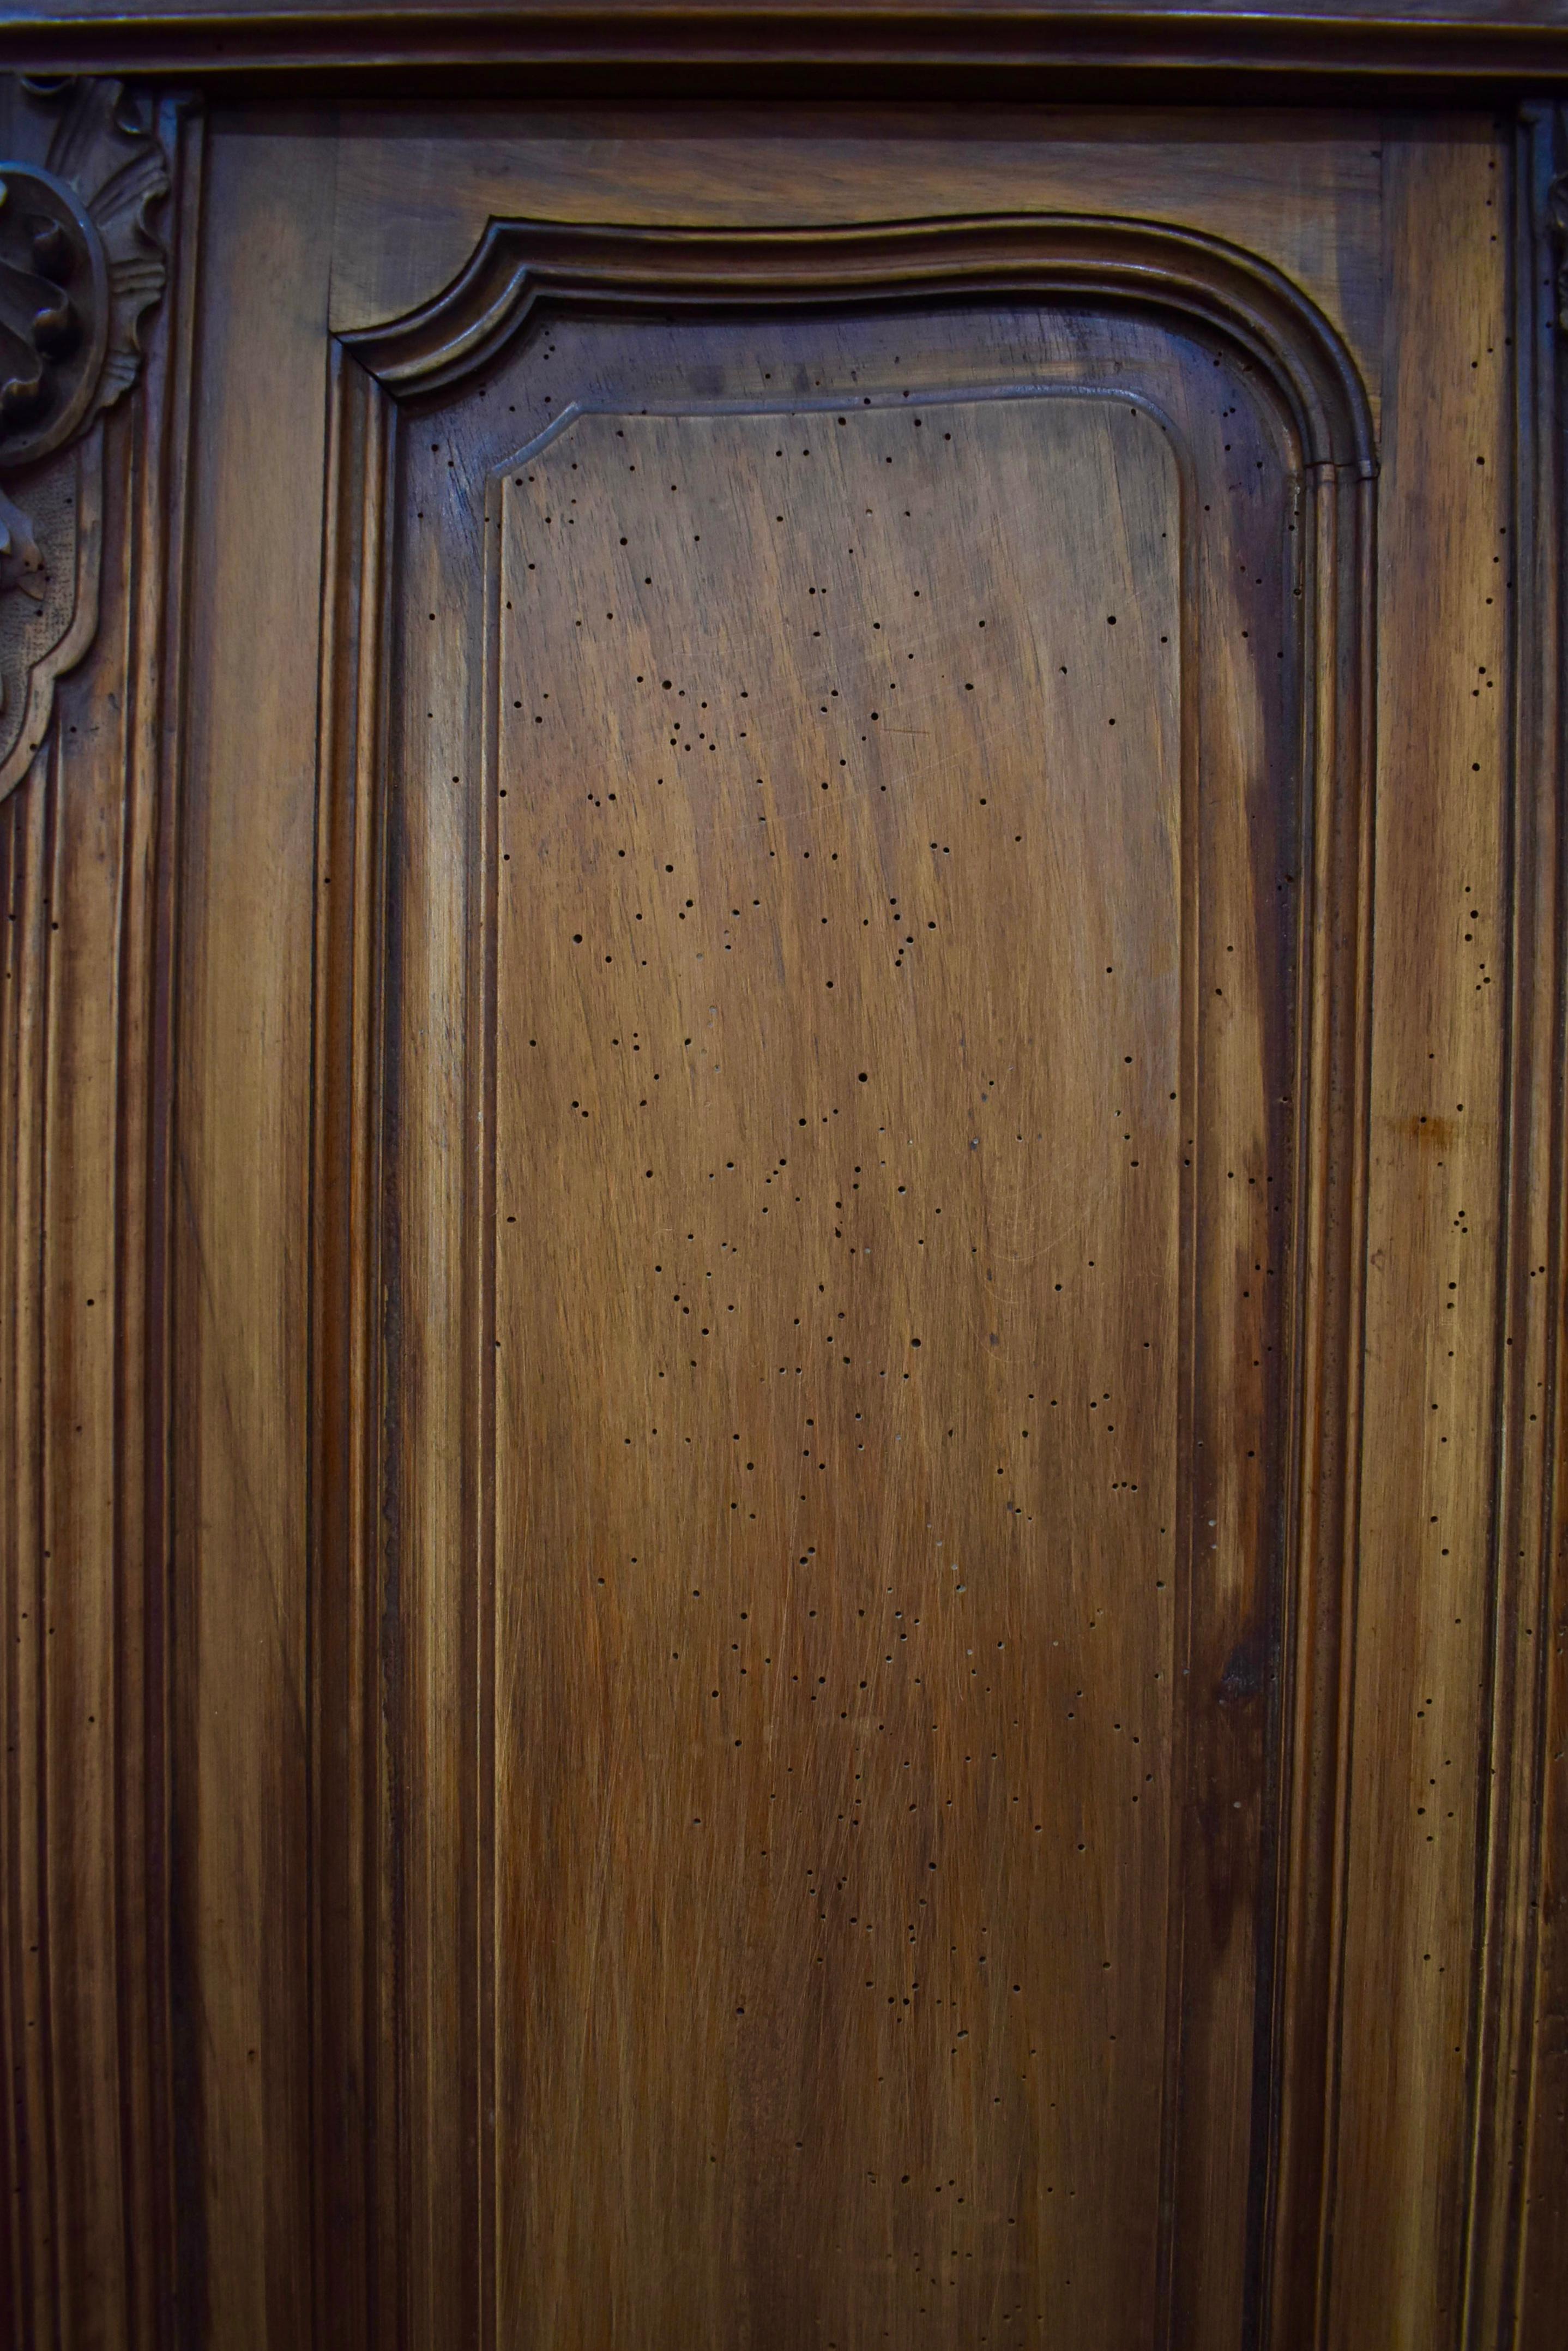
[0,5,1565,94]
[345,211,1376,474]
[0,74,168,797]
[322,208,1378,2345]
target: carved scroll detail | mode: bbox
[0,76,168,795]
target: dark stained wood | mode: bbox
[1497,101,1568,2351]
[169,106,337,2351]
[1329,118,1511,2351]
[1458,100,1568,2351]
[14,3,1568,99]
[2,58,1568,2351]
[0,81,197,2351]
[318,204,1373,2350]
[325,107,1388,379]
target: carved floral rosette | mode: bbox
[0,76,168,795]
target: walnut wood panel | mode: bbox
[171,111,338,2351]
[498,393,1185,2351]
[311,212,1374,2349]
[7,77,1568,2351]
[1329,124,1511,2351]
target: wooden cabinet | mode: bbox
[2,29,1566,2350]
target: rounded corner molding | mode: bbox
[0,73,170,798]
[340,209,1377,478]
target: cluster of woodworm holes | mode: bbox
[481,388,1291,2294]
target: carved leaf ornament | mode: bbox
[0,76,168,791]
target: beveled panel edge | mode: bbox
[308,344,394,2351]
[482,377,1202,2351]
[313,217,1379,2351]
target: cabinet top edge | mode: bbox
[9,3,1568,97]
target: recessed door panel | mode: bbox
[496,392,1182,2347]
[319,258,1363,2349]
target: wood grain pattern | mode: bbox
[310,205,1376,2348]
[496,393,1185,2351]
[1329,123,1509,2351]
[326,105,1386,405]
[7,75,1568,2351]
[167,106,337,2351]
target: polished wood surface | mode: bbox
[2,65,1566,2351]
[486,366,1270,2347]
[12,4,1568,98]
